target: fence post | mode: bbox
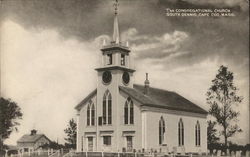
[86,151,88,157]
[102,151,104,157]
[18,149,21,157]
[5,150,8,157]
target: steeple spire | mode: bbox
[113,0,120,44]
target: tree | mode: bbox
[207,120,220,145]
[0,97,23,151]
[64,118,76,149]
[206,65,243,146]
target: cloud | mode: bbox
[1,20,103,144]
[121,28,189,60]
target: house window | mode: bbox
[87,100,95,126]
[121,54,125,66]
[124,97,134,124]
[103,90,112,125]
[195,121,201,146]
[159,116,165,145]
[178,118,184,146]
[107,54,112,65]
[103,136,111,146]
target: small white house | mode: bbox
[17,130,51,152]
[75,3,208,154]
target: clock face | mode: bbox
[122,72,130,85]
[102,71,112,84]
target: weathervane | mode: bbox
[113,0,119,15]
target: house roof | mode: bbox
[119,84,208,114]
[17,134,49,143]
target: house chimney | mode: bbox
[144,73,150,95]
[31,129,37,135]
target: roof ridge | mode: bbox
[133,83,177,94]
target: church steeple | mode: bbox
[112,0,120,44]
[95,0,135,89]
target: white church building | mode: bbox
[75,1,208,154]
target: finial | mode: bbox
[103,39,107,46]
[145,73,150,86]
[126,41,129,47]
[144,73,150,95]
[113,0,119,15]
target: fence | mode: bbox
[64,150,250,157]
[64,151,209,157]
[4,150,250,157]
[4,149,69,157]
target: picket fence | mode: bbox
[4,150,250,157]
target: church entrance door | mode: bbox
[126,136,133,152]
[87,137,93,151]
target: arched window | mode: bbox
[130,101,134,124]
[108,93,112,124]
[87,100,95,126]
[91,105,95,126]
[124,97,134,125]
[124,102,128,124]
[195,121,201,146]
[178,118,184,146]
[159,116,165,145]
[103,90,112,125]
[87,104,90,126]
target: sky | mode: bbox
[0,0,249,145]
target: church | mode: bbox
[75,1,208,154]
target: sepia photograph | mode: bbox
[0,0,249,157]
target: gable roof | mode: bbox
[17,134,50,143]
[119,84,208,114]
[75,89,97,110]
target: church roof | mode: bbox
[75,89,97,110]
[119,84,208,114]
[17,134,50,143]
[75,84,207,114]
